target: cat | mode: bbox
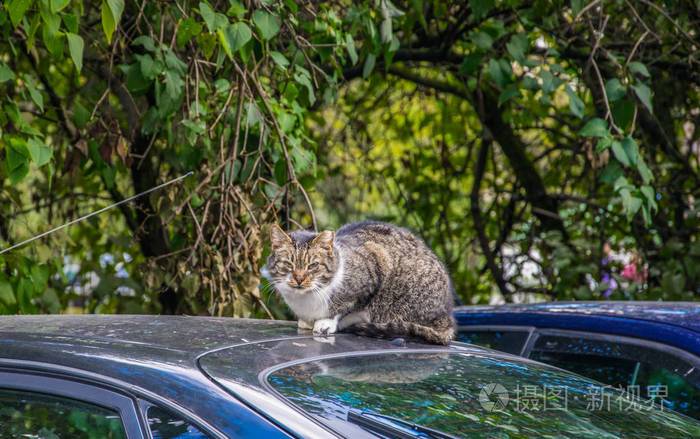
[262,220,455,345]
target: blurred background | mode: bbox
[0,0,698,318]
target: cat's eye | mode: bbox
[308,262,320,269]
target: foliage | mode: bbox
[0,0,699,316]
[309,0,700,303]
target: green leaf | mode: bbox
[380,17,392,44]
[72,101,90,128]
[579,118,608,137]
[66,33,84,73]
[177,17,203,47]
[362,53,376,79]
[274,159,287,185]
[278,111,295,133]
[498,84,519,105]
[227,0,246,18]
[124,63,150,94]
[611,99,635,131]
[164,70,184,100]
[632,83,653,113]
[410,0,428,30]
[101,0,116,43]
[270,51,289,69]
[294,67,316,105]
[0,281,15,306]
[604,78,626,102]
[26,80,44,112]
[252,10,280,40]
[8,0,33,28]
[469,0,495,20]
[613,175,631,192]
[199,2,216,33]
[506,34,528,63]
[245,102,263,127]
[217,29,232,59]
[99,0,124,43]
[620,189,642,217]
[291,144,315,174]
[599,160,622,184]
[62,13,79,33]
[571,0,584,15]
[459,53,482,75]
[164,49,187,75]
[595,137,612,153]
[628,61,650,77]
[565,86,585,119]
[30,265,49,293]
[611,140,630,167]
[6,140,27,171]
[6,140,30,183]
[27,137,52,166]
[345,34,358,65]
[620,136,639,166]
[640,185,655,204]
[106,0,124,23]
[471,31,493,50]
[50,0,69,12]
[488,58,505,88]
[221,22,252,58]
[137,54,156,79]
[637,158,654,184]
[0,63,15,82]
[539,70,558,93]
[133,35,156,51]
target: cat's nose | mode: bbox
[292,270,307,284]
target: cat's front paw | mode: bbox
[313,318,338,336]
[298,319,313,330]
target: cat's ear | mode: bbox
[312,230,335,252]
[270,224,292,250]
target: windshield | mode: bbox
[266,351,700,438]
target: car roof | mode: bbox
[0,315,308,437]
[0,314,300,353]
[455,301,700,331]
[0,315,485,438]
[454,301,700,356]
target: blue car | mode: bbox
[454,301,700,420]
[0,313,699,438]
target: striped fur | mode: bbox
[264,221,456,345]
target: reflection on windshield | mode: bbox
[267,352,700,438]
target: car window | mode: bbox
[529,333,700,419]
[457,328,529,354]
[146,404,210,438]
[0,388,126,438]
[266,351,700,438]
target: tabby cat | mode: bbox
[262,221,455,345]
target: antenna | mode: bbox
[0,171,194,256]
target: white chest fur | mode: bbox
[278,287,329,322]
[273,252,345,322]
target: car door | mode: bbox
[524,329,700,419]
[0,370,144,438]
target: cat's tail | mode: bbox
[345,319,455,345]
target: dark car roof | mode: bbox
[0,315,479,438]
[0,315,306,437]
[455,301,700,331]
[0,314,300,352]
[454,301,700,356]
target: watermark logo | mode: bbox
[479,383,510,411]
[477,383,668,413]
